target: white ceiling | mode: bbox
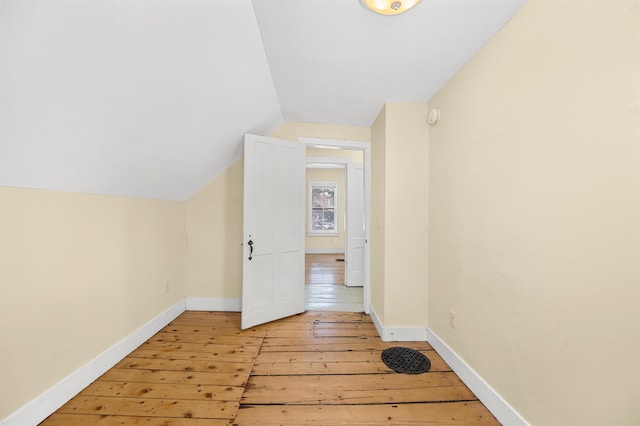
[0,0,525,201]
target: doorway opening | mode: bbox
[302,138,371,313]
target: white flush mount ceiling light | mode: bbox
[361,0,422,15]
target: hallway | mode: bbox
[305,254,364,312]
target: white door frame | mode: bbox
[301,137,371,315]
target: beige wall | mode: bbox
[0,186,186,419]
[370,103,429,327]
[428,1,640,425]
[384,103,429,327]
[185,160,243,299]
[305,168,345,252]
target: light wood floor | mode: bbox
[40,311,499,425]
[305,254,364,312]
[305,253,346,285]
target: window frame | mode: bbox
[308,181,339,236]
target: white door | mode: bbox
[346,162,365,287]
[242,134,306,329]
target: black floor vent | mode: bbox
[381,346,431,374]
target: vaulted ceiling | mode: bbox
[0,0,526,201]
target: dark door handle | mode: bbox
[248,239,253,261]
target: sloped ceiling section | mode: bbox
[0,0,526,201]
[0,0,283,201]
[253,0,526,126]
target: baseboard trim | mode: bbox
[369,306,428,342]
[1,299,186,426]
[304,249,345,254]
[369,305,384,339]
[185,297,241,312]
[426,329,529,426]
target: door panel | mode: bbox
[242,134,305,329]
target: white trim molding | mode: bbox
[185,297,241,312]
[427,329,529,426]
[369,306,428,342]
[1,300,186,426]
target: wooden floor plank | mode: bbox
[241,373,475,404]
[264,322,379,338]
[252,349,451,375]
[57,396,238,419]
[98,368,249,387]
[260,337,433,352]
[114,357,251,374]
[254,349,446,366]
[306,254,345,285]
[138,341,260,358]
[148,333,263,346]
[261,335,430,346]
[234,401,499,425]
[313,321,378,330]
[80,381,244,401]
[313,325,380,338]
[159,324,266,338]
[251,359,450,376]
[251,360,414,375]
[41,413,232,425]
[129,347,258,363]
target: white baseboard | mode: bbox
[185,297,241,312]
[426,329,529,426]
[304,249,345,254]
[369,306,428,342]
[1,300,186,426]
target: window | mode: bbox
[309,182,338,235]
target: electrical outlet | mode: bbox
[449,309,456,329]
[164,279,171,294]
